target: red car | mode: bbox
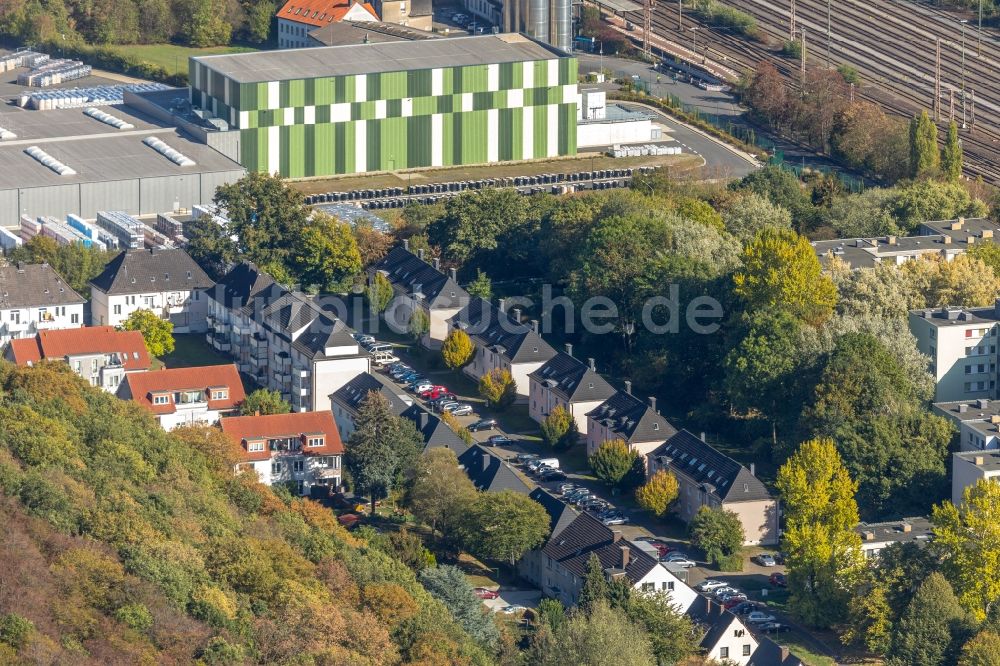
[422,387,453,400]
[724,595,749,609]
[769,573,787,588]
[474,587,500,599]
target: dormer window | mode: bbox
[211,389,229,400]
[247,440,265,452]
[152,394,170,405]
[307,436,325,448]
[653,423,659,430]
[743,483,749,492]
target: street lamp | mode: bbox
[690,26,699,55]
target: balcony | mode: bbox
[209,334,231,352]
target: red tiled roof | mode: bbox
[6,326,151,370]
[276,0,377,27]
[221,411,343,462]
[121,364,245,415]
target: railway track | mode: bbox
[629,0,1000,181]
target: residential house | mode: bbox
[449,298,557,403]
[458,444,531,494]
[117,364,245,430]
[4,326,150,391]
[585,384,676,457]
[0,263,84,346]
[855,517,934,559]
[647,430,779,546]
[369,243,469,349]
[747,637,804,666]
[687,597,759,665]
[370,0,431,29]
[537,512,697,610]
[518,488,580,591]
[222,411,344,495]
[909,302,1000,402]
[952,449,1000,505]
[205,262,370,412]
[933,398,1000,450]
[90,248,214,333]
[529,345,616,434]
[277,0,379,49]
[306,19,440,46]
[400,403,470,457]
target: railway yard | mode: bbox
[622,0,1000,182]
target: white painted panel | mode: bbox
[355,120,366,173]
[462,92,473,112]
[375,99,387,119]
[547,104,558,157]
[283,107,294,125]
[563,84,577,105]
[267,81,279,110]
[401,97,413,117]
[522,61,534,88]
[304,105,315,124]
[507,88,523,108]
[487,63,499,91]
[268,125,280,174]
[522,105,533,159]
[487,108,498,163]
[355,74,367,102]
[239,110,249,128]
[331,102,351,123]
[432,68,443,96]
[431,113,443,167]
[548,59,559,86]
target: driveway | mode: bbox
[482,588,543,614]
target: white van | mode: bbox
[372,351,399,367]
[367,343,394,354]
[531,458,560,472]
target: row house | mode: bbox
[90,248,214,333]
[117,364,245,430]
[0,263,84,347]
[458,444,531,494]
[222,410,344,495]
[528,344,615,434]
[585,383,676,457]
[5,326,150,391]
[205,262,370,412]
[368,242,469,349]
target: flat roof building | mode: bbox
[189,34,577,177]
[855,517,934,558]
[952,450,1000,506]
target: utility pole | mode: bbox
[800,27,807,89]
[826,0,832,67]
[970,89,976,129]
[790,0,796,41]
[678,0,683,31]
[960,19,968,128]
[949,86,955,121]
[979,0,983,56]
[691,26,698,54]
[934,38,941,122]
[643,0,651,56]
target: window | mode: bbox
[71,313,79,324]
[113,304,122,315]
[152,394,170,405]
[293,460,304,472]
[247,441,265,452]
[307,437,324,447]
[662,581,674,591]
[211,389,229,400]
[743,644,752,656]
[641,582,655,592]
[719,647,729,659]
[271,462,282,474]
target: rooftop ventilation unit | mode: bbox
[0,127,16,140]
[84,107,134,129]
[143,136,195,167]
[24,145,76,176]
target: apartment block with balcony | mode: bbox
[0,263,85,347]
[222,410,344,495]
[4,326,151,391]
[909,302,1000,402]
[117,364,245,430]
[205,262,370,412]
[90,248,215,333]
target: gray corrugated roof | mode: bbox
[449,298,556,364]
[458,444,531,494]
[529,352,616,404]
[195,33,569,83]
[90,248,214,295]
[0,263,84,309]
[586,390,676,443]
[371,245,469,309]
[650,430,772,503]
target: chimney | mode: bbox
[433,258,441,270]
[449,267,457,281]
[968,236,977,245]
[254,410,260,417]
[983,229,994,239]
[975,455,985,465]
[531,319,539,333]
[419,411,429,429]
[700,432,706,442]
[511,307,522,322]
[498,298,506,312]
[780,647,790,661]
[863,530,875,540]
[959,404,968,413]
[619,545,630,569]
[902,522,912,533]
[417,248,425,261]
[648,396,657,413]
[612,530,622,543]
[750,462,756,476]
[991,415,1000,424]
[565,342,573,356]
[403,239,410,251]
[588,357,596,371]
[624,380,632,395]
[943,235,953,244]
[979,398,990,409]
[887,235,897,245]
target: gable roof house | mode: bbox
[117,363,245,430]
[519,488,580,590]
[687,596,805,666]
[369,243,470,349]
[277,0,379,49]
[0,262,85,347]
[529,345,616,434]
[648,430,779,545]
[399,403,470,457]
[222,410,344,495]
[449,298,557,403]
[205,262,370,412]
[4,326,150,391]
[90,248,215,333]
[585,383,677,457]
[458,444,531,495]
[537,512,697,610]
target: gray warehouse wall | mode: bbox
[80,180,140,218]
[140,174,203,215]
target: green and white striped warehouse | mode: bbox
[189,34,578,177]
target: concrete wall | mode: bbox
[577,119,653,147]
[952,453,1000,505]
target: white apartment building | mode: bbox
[0,263,84,346]
[205,262,370,412]
[90,248,215,333]
[909,303,1000,402]
[952,450,1000,506]
[117,364,245,430]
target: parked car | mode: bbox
[571,494,596,506]
[372,351,400,367]
[730,602,762,615]
[425,389,456,402]
[697,580,728,592]
[712,586,739,599]
[753,554,777,567]
[601,513,629,526]
[769,573,787,588]
[450,403,474,416]
[469,418,498,432]
[723,595,749,609]
[746,612,777,625]
[539,469,567,481]
[412,382,435,394]
[665,552,690,562]
[667,557,696,568]
[558,483,577,494]
[419,385,449,398]
[368,343,394,354]
[389,366,413,379]
[580,498,609,511]
[473,587,499,599]
[517,453,540,464]
[759,622,790,633]
[428,395,458,408]
[486,435,513,446]
[499,605,526,615]
[354,333,375,345]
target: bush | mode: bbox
[114,603,153,632]
[0,613,34,650]
[716,553,744,572]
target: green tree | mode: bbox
[177,0,231,45]
[115,603,153,632]
[239,388,291,416]
[7,235,115,297]
[477,368,516,410]
[120,308,174,356]
[960,632,1000,666]
[589,439,640,490]
[889,572,970,666]
[578,553,610,612]
[407,448,477,540]
[292,212,362,292]
[541,601,656,666]
[345,392,424,513]
[968,242,1000,279]
[729,164,813,227]
[634,469,679,518]
[408,308,430,340]
[910,110,940,178]
[245,0,275,43]
[844,578,893,655]
[932,479,1000,621]
[776,438,863,628]
[428,188,529,266]
[720,191,794,241]
[441,329,475,369]
[689,506,745,566]
[626,592,699,665]
[184,215,237,280]
[418,565,500,651]
[466,269,492,300]
[541,405,577,450]
[459,491,551,566]
[367,272,394,314]
[733,227,838,327]
[0,613,34,650]
[941,120,963,182]
[537,599,567,633]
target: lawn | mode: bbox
[159,333,232,369]
[110,43,258,77]
[779,634,837,666]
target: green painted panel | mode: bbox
[304,78,315,106]
[534,60,548,88]
[437,95,454,114]
[279,81,289,109]
[258,82,269,109]
[441,67,454,95]
[459,65,488,92]
[380,117,407,170]
[334,76,349,104]
[352,101,376,121]
[387,98,402,118]
[407,115,432,168]
[533,105,547,158]
[295,107,305,124]
[559,103,575,156]
[407,69,432,98]
[366,73,381,100]
[366,119,381,171]
[413,96,436,116]
[498,108,514,162]
[303,124,316,177]
[279,125,290,177]
[316,104,330,123]
[289,79,305,107]
[257,127,270,172]
[473,91,492,111]
[244,110,257,129]
[315,123,333,175]
[451,112,462,165]
[240,83,257,111]
[441,113,453,166]
[315,77,334,105]
[460,110,488,164]
[288,124,306,178]
[382,71,407,99]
